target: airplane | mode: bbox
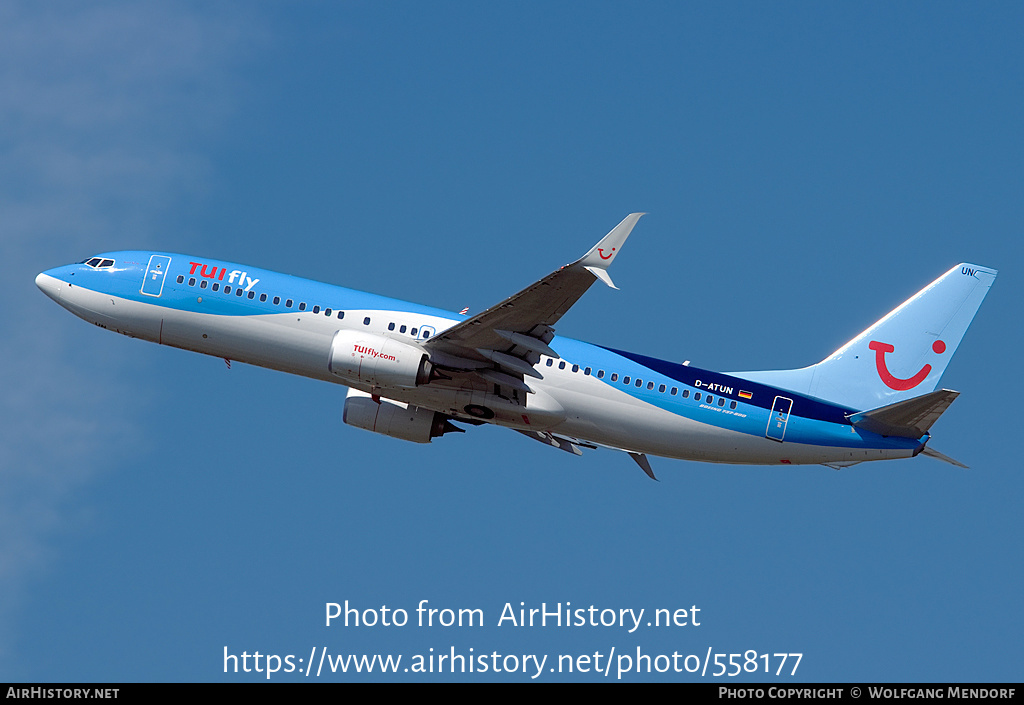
[35,214,997,479]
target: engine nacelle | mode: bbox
[343,389,458,443]
[328,329,432,389]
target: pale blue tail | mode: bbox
[736,263,997,411]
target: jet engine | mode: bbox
[328,329,433,389]
[342,388,462,443]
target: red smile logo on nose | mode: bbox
[868,339,946,390]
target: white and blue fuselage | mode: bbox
[36,218,996,475]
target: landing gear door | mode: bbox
[766,396,793,442]
[141,255,172,297]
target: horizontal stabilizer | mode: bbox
[848,389,959,439]
[921,445,969,469]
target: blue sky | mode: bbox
[3,1,1021,682]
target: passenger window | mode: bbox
[325,308,331,316]
[176,275,184,284]
[611,373,618,382]
[682,389,689,398]
[212,283,220,292]
[224,286,232,294]
[298,302,306,311]
[388,322,396,331]
[635,379,642,387]
[584,367,591,376]
[411,328,417,336]
[718,397,725,407]
[260,293,267,302]
[707,395,713,404]
[647,381,655,390]
[248,291,255,299]
[236,288,243,296]
[597,370,605,379]
[546,359,553,367]
[558,361,566,370]
[572,364,579,373]
[273,296,280,304]
[285,299,292,308]
[659,384,666,392]
[363,317,371,325]
[623,376,631,385]
[188,277,196,286]
[337,311,344,319]
[730,401,737,409]
[400,325,407,333]
[670,387,677,395]
[694,392,701,401]
[200,280,208,289]
[312,305,320,313]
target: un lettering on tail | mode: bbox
[738,263,997,412]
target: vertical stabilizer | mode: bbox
[736,263,997,411]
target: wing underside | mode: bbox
[423,213,644,388]
[421,213,650,475]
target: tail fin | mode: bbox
[737,263,997,411]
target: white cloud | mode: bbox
[0,0,264,671]
[0,2,261,250]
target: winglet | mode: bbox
[628,451,658,481]
[585,265,619,290]
[578,213,645,289]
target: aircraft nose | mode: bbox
[35,271,63,302]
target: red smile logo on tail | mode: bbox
[868,339,946,390]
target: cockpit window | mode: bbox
[82,257,115,269]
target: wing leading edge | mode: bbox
[423,213,644,383]
[422,213,650,476]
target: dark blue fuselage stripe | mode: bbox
[598,345,854,425]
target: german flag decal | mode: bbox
[738,390,753,400]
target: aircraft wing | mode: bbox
[516,429,659,480]
[423,213,644,387]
